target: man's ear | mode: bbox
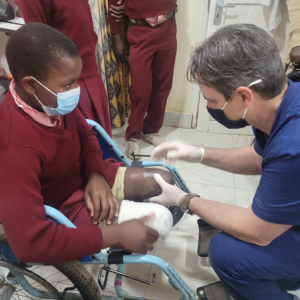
[236,87,253,108]
[21,77,37,96]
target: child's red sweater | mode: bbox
[0,92,121,264]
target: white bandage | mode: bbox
[118,200,173,237]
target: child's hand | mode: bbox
[110,0,125,22]
[102,214,159,253]
[84,172,120,225]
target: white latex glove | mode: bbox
[149,173,187,206]
[151,140,205,163]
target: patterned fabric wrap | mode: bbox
[89,0,131,128]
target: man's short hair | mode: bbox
[6,23,80,82]
[188,24,288,100]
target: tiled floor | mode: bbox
[104,124,263,299]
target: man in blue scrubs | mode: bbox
[150,24,300,300]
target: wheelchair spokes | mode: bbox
[0,260,63,300]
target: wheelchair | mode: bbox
[0,120,229,300]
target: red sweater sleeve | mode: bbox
[15,0,51,24]
[0,144,103,264]
[73,108,106,179]
[108,0,121,34]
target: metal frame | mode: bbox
[86,119,191,194]
[45,206,199,300]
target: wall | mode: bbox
[195,1,291,134]
[165,0,201,114]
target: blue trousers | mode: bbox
[208,228,300,300]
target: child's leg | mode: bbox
[111,167,175,201]
[118,200,173,237]
[111,167,174,236]
[59,190,95,228]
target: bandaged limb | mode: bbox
[118,200,173,237]
[111,167,175,201]
[109,167,175,236]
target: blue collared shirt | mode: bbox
[252,81,300,225]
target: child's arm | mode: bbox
[0,144,103,264]
[15,0,51,24]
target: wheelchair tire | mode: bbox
[54,261,102,300]
[0,259,64,299]
[0,226,102,300]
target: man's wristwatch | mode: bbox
[180,193,199,215]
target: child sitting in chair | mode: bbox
[0,23,176,264]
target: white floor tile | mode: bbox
[181,129,234,149]
[112,136,125,150]
[159,126,182,141]
[235,189,256,208]
[172,213,200,235]
[208,120,253,135]
[235,174,261,191]
[144,230,218,300]
[175,161,235,188]
[290,290,300,298]
[187,181,235,205]
[112,120,128,137]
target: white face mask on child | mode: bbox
[31,77,80,116]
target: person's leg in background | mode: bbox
[125,25,159,160]
[208,230,300,300]
[141,18,177,146]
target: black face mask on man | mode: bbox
[206,79,262,129]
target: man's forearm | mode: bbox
[201,145,262,175]
[187,196,291,246]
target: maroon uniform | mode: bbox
[16,0,113,136]
[0,91,122,264]
[109,0,177,140]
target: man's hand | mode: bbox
[110,0,125,22]
[84,172,119,225]
[102,214,159,253]
[151,140,205,163]
[290,46,300,65]
[111,34,128,63]
[0,68,8,80]
[149,174,186,206]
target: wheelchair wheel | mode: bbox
[0,229,102,300]
[0,259,64,299]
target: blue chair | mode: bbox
[0,120,202,300]
[88,119,190,226]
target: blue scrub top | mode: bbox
[252,81,300,225]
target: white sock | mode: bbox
[118,200,173,237]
